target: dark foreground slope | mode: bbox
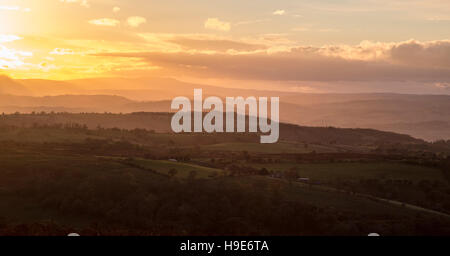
[0,113,449,235]
[1,142,449,236]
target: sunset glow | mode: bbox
[1,0,450,239]
[0,0,449,93]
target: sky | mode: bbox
[0,0,450,94]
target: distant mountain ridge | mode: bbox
[0,75,30,95]
[0,76,449,141]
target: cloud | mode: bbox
[50,48,75,55]
[273,10,286,15]
[127,16,147,27]
[60,0,90,8]
[88,18,120,27]
[59,0,89,8]
[169,37,267,52]
[204,18,231,32]
[0,45,33,70]
[434,82,450,89]
[390,40,450,68]
[234,19,270,26]
[0,6,31,12]
[0,6,20,11]
[93,39,450,83]
[80,0,90,8]
[113,7,120,13]
[136,33,268,53]
[0,35,22,43]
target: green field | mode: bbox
[0,128,98,143]
[0,152,161,227]
[253,161,444,182]
[128,158,222,179]
[201,141,339,154]
[0,114,449,235]
[0,149,448,235]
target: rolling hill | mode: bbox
[0,76,449,140]
[0,112,425,147]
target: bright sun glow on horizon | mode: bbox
[0,0,449,94]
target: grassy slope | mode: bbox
[0,150,439,232]
[126,158,222,179]
[201,141,340,154]
[252,162,444,182]
[0,128,98,143]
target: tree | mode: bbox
[259,168,270,176]
[169,168,178,178]
[188,170,197,181]
[285,167,299,186]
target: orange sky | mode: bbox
[0,0,449,93]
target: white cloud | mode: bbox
[50,48,75,55]
[113,7,120,13]
[204,18,231,32]
[0,45,32,70]
[99,39,450,83]
[0,6,19,11]
[0,35,22,43]
[60,0,90,8]
[0,6,31,12]
[127,16,147,27]
[234,19,270,26]
[88,18,120,27]
[81,0,90,8]
[273,10,286,15]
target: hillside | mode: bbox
[0,116,448,235]
[0,76,449,140]
[0,112,425,147]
